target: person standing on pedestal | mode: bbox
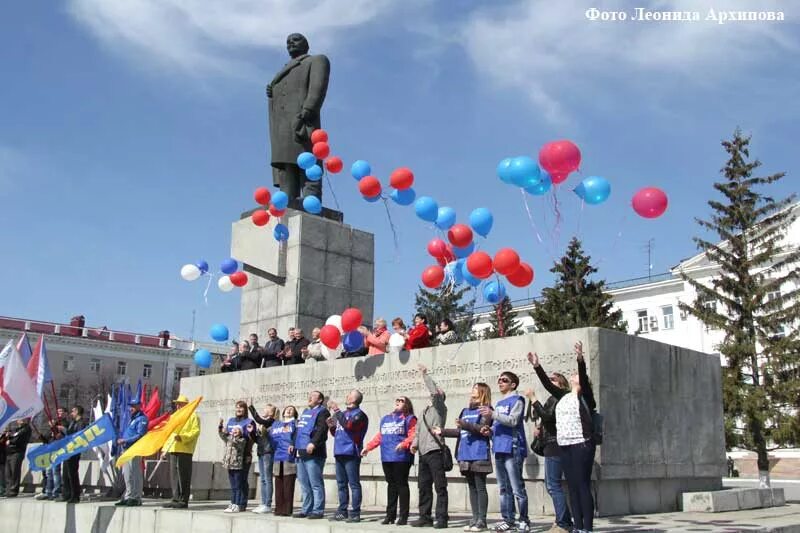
[61,406,88,504]
[162,395,201,509]
[248,403,277,514]
[267,33,330,203]
[327,390,369,523]
[270,406,298,516]
[293,391,330,519]
[262,329,285,368]
[225,401,256,511]
[115,399,149,507]
[2,418,31,498]
[36,407,68,500]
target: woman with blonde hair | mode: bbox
[248,403,278,514]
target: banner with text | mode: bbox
[27,413,116,471]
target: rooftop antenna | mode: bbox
[646,238,654,280]
[190,309,196,342]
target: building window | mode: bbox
[174,366,187,381]
[59,384,74,403]
[198,370,207,376]
[662,306,674,330]
[117,361,127,376]
[89,358,101,373]
[143,364,152,379]
[636,310,650,333]
[63,356,75,372]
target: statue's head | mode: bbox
[286,33,310,58]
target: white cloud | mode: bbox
[67,0,395,77]
[461,0,799,125]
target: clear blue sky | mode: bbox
[1,1,798,341]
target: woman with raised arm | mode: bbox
[527,342,597,533]
[269,406,298,516]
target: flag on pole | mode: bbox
[26,335,53,398]
[0,340,44,431]
[16,333,33,367]
[116,396,202,468]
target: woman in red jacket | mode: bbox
[405,314,432,350]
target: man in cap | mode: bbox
[162,394,201,509]
[115,398,149,506]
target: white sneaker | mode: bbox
[232,504,242,513]
[252,505,268,514]
[35,494,49,500]
[224,504,235,513]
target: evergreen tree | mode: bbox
[679,129,800,486]
[529,237,626,332]
[414,285,476,341]
[485,296,525,339]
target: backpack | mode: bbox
[580,397,603,445]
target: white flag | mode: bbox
[0,340,44,431]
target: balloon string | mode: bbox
[575,196,585,238]
[381,197,401,258]
[519,189,544,245]
[551,188,563,250]
[202,272,215,306]
[324,171,341,212]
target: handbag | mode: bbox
[530,423,546,456]
[422,407,454,472]
[580,396,604,445]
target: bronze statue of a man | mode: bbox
[267,33,330,202]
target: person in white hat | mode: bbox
[161,394,201,509]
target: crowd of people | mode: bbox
[219,315,460,371]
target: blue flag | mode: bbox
[26,413,116,471]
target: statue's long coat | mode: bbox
[268,53,330,167]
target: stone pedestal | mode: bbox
[231,208,374,338]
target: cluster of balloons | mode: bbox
[251,186,291,243]
[317,308,365,358]
[180,258,249,292]
[180,260,209,282]
[297,129,342,215]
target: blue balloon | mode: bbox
[461,260,481,287]
[414,196,439,222]
[272,190,289,210]
[351,160,371,180]
[469,207,493,237]
[497,157,515,184]
[453,241,475,259]
[193,349,212,368]
[509,156,540,187]
[209,324,229,342]
[435,207,456,230]
[274,223,289,242]
[483,280,507,304]
[195,260,209,274]
[525,172,552,196]
[364,194,382,203]
[574,176,611,205]
[444,261,463,285]
[343,331,364,352]
[220,258,238,275]
[390,187,416,206]
[303,195,322,214]
[297,152,316,170]
[305,164,323,181]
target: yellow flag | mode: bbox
[116,396,203,468]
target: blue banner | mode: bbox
[27,413,116,471]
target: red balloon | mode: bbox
[326,156,343,173]
[493,248,520,276]
[311,129,328,144]
[539,140,581,183]
[422,265,445,288]
[442,245,456,263]
[341,308,363,333]
[312,142,330,160]
[254,187,271,206]
[507,262,534,288]
[632,187,668,219]
[230,271,248,287]
[269,205,286,217]
[447,224,473,248]
[436,256,448,267]
[389,167,414,190]
[251,210,270,227]
[427,238,448,258]
[466,251,493,279]
[319,324,341,349]
[358,176,382,198]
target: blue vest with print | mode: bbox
[492,395,527,456]
[333,407,368,457]
[379,413,415,463]
[457,408,490,462]
[226,416,254,437]
[295,405,324,450]
[269,420,296,463]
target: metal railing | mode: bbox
[0,316,175,349]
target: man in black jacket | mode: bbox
[3,418,32,497]
[262,329,285,368]
[61,406,88,503]
[284,329,310,366]
[239,333,263,371]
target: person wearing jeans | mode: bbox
[249,403,278,514]
[37,408,67,501]
[219,423,249,513]
[328,390,369,522]
[481,372,529,533]
[293,391,330,519]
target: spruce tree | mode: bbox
[529,237,626,332]
[414,285,476,341]
[679,129,800,487]
[485,296,525,338]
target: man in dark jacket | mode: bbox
[3,418,32,497]
[261,329,285,368]
[61,406,88,503]
[292,391,330,518]
[239,333,263,371]
[0,429,7,496]
[284,329,310,365]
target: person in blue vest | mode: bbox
[270,406,298,516]
[327,390,369,522]
[438,383,494,532]
[225,401,256,511]
[292,390,330,519]
[361,396,417,526]
[115,398,149,507]
[479,371,530,533]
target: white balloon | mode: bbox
[321,343,343,360]
[181,264,201,281]
[325,314,343,333]
[389,333,406,349]
[218,275,234,292]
